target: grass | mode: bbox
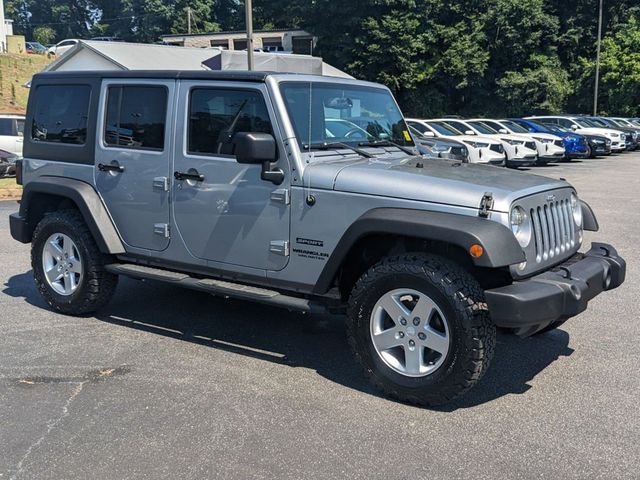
[0,177,20,189]
[0,53,51,113]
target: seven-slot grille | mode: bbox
[554,139,564,147]
[524,141,536,150]
[529,198,576,264]
[490,144,504,153]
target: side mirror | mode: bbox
[571,124,578,131]
[465,130,476,135]
[422,131,435,137]
[499,128,509,134]
[233,132,284,185]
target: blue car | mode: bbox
[509,118,590,160]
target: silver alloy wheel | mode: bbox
[42,233,83,296]
[370,288,450,377]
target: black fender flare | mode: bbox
[580,200,599,232]
[313,208,525,294]
[16,176,125,254]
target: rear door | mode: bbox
[95,80,175,251]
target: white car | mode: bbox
[433,118,538,168]
[47,39,79,57]
[528,116,626,152]
[406,118,506,165]
[0,114,25,157]
[479,119,565,164]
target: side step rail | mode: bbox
[105,263,326,314]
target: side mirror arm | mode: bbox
[261,161,284,185]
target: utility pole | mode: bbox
[245,0,254,70]
[593,0,604,115]
[187,6,192,35]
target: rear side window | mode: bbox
[31,85,91,145]
[188,88,272,156]
[104,85,167,151]
[0,118,13,135]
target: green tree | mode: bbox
[32,26,56,45]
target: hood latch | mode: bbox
[479,192,494,218]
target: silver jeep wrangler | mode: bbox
[10,71,626,406]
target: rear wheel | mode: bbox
[347,253,496,406]
[32,210,118,315]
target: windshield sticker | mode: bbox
[403,130,412,141]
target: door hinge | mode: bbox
[270,188,290,205]
[153,176,169,192]
[479,192,494,218]
[154,223,170,238]
[269,240,290,256]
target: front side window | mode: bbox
[31,85,91,144]
[279,82,413,151]
[188,88,272,156]
[105,86,167,150]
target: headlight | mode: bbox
[570,193,582,228]
[431,144,451,153]
[510,206,531,247]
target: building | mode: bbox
[40,40,351,79]
[0,0,14,52]
[44,40,220,72]
[160,29,316,55]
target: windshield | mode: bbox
[574,118,595,128]
[588,118,609,127]
[279,82,413,149]
[467,121,498,134]
[426,121,462,136]
[501,120,529,133]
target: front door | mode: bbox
[95,80,174,251]
[172,81,290,271]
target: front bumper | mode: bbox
[485,243,625,336]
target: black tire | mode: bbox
[347,253,496,407]
[31,209,118,315]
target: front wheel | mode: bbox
[347,253,496,406]
[32,209,118,315]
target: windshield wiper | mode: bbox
[358,139,416,155]
[303,142,374,158]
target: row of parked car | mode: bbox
[409,115,640,167]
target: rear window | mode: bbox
[104,85,167,151]
[31,85,91,145]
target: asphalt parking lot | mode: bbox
[1,154,639,479]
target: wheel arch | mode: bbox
[16,176,125,254]
[313,208,524,297]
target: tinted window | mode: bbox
[16,119,24,136]
[105,86,167,150]
[0,118,13,135]
[408,121,429,134]
[188,88,272,156]
[31,85,91,144]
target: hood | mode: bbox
[450,134,501,145]
[526,132,562,141]
[304,154,569,213]
[576,127,624,137]
[488,133,533,142]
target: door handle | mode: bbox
[98,163,125,173]
[174,170,204,182]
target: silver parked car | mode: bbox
[10,71,626,406]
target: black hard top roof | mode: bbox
[32,70,274,83]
